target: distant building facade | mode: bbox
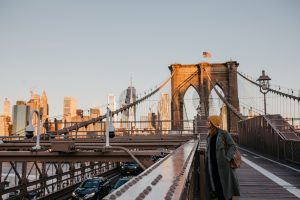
[0,98,12,136]
[148,112,157,132]
[0,116,11,136]
[64,96,77,122]
[3,98,10,117]
[121,86,136,129]
[12,101,30,136]
[107,94,117,123]
[157,93,170,133]
[40,91,49,121]
[26,91,50,134]
[90,108,100,118]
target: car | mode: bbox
[110,176,133,193]
[72,177,111,200]
[120,162,141,175]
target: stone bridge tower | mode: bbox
[169,61,240,133]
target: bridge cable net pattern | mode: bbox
[238,71,300,101]
[202,67,244,120]
[203,67,300,142]
[238,71,300,118]
[56,73,174,135]
[237,71,300,141]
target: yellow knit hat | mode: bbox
[208,115,221,128]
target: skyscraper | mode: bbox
[3,98,10,116]
[0,98,11,136]
[157,93,170,134]
[148,112,157,132]
[0,116,11,136]
[27,93,40,111]
[121,86,137,129]
[12,101,30,136]
[107,94,116,112]
[63,96,77,122]
[107,94,116,122]
[40,90,49,121]
[27,92,41,133]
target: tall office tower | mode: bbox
[157,93,170,134]
[63,96,77,122]
[12,101,30,136]
[108,94,116,112]
[27,93,40,111]
[121,85,137,129]
[0,98,11,136]
[27,93,41,133]
[107,94,116,122]
[3,98,10,116]
[0,115,11,136]
[148,112,157,131]
[40,91,49,120]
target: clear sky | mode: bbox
[0,0,299,117]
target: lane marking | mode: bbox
[239,147,300,173]
[242,156,300,198]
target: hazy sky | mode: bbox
[0,0,299,117]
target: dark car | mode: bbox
[110,176,133,193]
[120,162,141,175]
[72,177,111,200]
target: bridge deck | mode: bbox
[238,149,300,200]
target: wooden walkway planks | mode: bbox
[236,149,300,200]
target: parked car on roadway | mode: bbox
[120,162,141,175]
[72,177,111,200]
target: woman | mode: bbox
[205,115,240,200]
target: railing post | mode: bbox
[199,146,206,200]
[0,162,3,200]
[291,142,294,162]
[75,122,78,139]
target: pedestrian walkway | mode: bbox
[237,149,300,200]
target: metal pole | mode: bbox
[36,116,41,149]
[264,93,267,115]
[29,110,41,150]
[105,108,110,147]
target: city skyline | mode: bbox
[0,0,300,118]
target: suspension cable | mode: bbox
[56,73,174,134]
[238,71,300,101]
[202,67,243,120]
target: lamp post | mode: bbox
[25,109,42,150]
[105,107,115,147]
[257,70,271,115]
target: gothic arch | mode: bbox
[169,61,240,133]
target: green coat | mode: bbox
[205,129,240,200]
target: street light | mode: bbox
[25,109,42,150]
[257,70,271,115]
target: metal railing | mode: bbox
[0,161,117,200]
[1,120,195,141]
[238,115,300,164]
